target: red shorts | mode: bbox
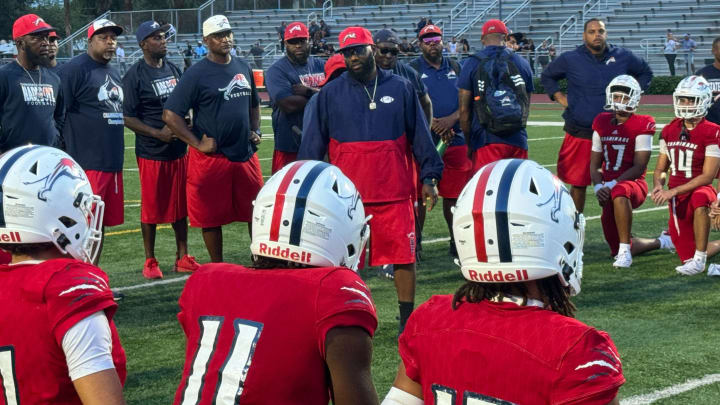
[86,170,124,227]
[668,185,716,261]
[472,144,528,173]
[137,156,188,224]
[364,200,416,266]
[186,149,264,228]
[557,133,592,187]
[600,179,648,256]
[271,150,298,174]
[438,145,473,199]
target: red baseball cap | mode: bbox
[12,14,55,40]
[418,24,442,38]
[88,19,123,39]
[338,26,374,50]
[319,53,346,87]
[285,22,309,40]
[49,30,60,39]
[482,19,508,36]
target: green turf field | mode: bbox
[108,104,720,404]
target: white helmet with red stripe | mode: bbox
[452,159,585,295]
[0,145,104,263]
[673,75,713,119]
[250,160,370,270]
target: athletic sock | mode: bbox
[398,301,414,334]
[694,250,707,263]
[618,243,631,254]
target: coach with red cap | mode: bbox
[163,15,263,263]
[0,14,64,152]
[299,26,443,333]
[458,19,534,172]
[266,21,326,173]
[59,18,125,263]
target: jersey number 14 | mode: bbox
[668,148,694,178]
[0,346,19,405]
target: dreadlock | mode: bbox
[0,242,56,257]
[251,255,311,270]
[452,276,576,318]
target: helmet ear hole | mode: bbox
[332,181,339,194]
[29,162,38,175]
[346,244,355,257]
[564,242,575,254]
[529,179,538,195]
[59,216,77,228]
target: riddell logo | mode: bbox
[289,25,301,33]
[0,232,21,242]
[258,243,312,263]
[467,269,529,282]
[342,33,356,44]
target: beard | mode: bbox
[347,55,376,82]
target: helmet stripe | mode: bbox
[495,159,524,262]
[269,161,307,242]
[472,160,500,262]
[0,145,43,228]
[289,162,331,246]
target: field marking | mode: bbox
[620,374,720,404]
[114,275,190,292]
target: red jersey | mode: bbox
[592,112,655,181]
[661,118,720,189]
[0,259,126,405]
[399,295,625,405]
[174,264,378,405]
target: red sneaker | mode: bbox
[175,255,200,273]
[142,258,163,280]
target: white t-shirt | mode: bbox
[664,39,677,54]
[449,41,458,54]
[116,47,125,60]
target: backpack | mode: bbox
[471,52,529,135]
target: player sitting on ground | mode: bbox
[0,145,126,405]
[382,159,625,405]
[590,74,673,268]
[174,160,379,405]
[652,75,720,275]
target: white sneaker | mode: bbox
[676,258,706,275]
[613,250,632,268]
[658,230,675,250]
[708,264,720,277]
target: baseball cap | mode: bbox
[284,22,309,40]
[338,26,374,50]
[13,14,55,40]
[203,15,232,37]
[49,30,59,39]
[373,29,400,45]
[136,20,171,44]
[482,19,508,37]
[319,53,346,87]
[87,19,123,39]
[418,24,442,38]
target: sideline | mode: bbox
[620,374,720,404]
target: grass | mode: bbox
[107,104,720,404]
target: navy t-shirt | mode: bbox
[0,62,64,152]
[164,57,260,162]
[393,62,427,98]
[696,64,720,126]
[266,56,326,152]
[59,53,125,172]
[122,59,187,161]
[414,56,465,146]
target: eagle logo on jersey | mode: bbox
[24,158,87,202]
[97,74,124,113]
[536,176,569,223]
[218,73,251,100]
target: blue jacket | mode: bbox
[541,44,653,130]
[299,68,443,203]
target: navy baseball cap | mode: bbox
[136,21,171,44]
[373,29,400,45]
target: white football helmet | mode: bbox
[673,75,712,119]
[251,160,370,270]
[0,145,104,263]
[452,159,585,295]
[604,74,642,112]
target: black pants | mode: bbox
[665,54,676,76]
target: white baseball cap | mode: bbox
[203,15,232,37]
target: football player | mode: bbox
[590,75,673,268]
[382,159,625,405]
[0,145,126,404]
[174,160,379,405]
[652,76,720,275]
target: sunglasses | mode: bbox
[378,47,399,56]
[286,38,308,45]
[422,36,442,44]
[341,46,369,58]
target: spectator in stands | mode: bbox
[507,33,519,52]
[116,42,126,75]
[695,37,720,126]
[309,21,320,38]
[541,17,653,213]
[447,36,459,55]
[194,40,207,59]
[548,42,557,61]
[415,17,427,35]
[250,41,264,69]
[400,37,412,54]
[537,39,551,74]
[682,33,697,74]
[277,21,287,51]
[320,20,330,38]
[460,38,470,53]
[664,31,678,76]
[523,38,536,74]
[183,42,193,71]
[230,46,238,56]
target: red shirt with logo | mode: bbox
[399,295,625,405]
[660,118,720,188]
[174,264,378,405]
[0,258,126,405]
[592,112,655,181]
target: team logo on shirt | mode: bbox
[97,74,124,113]
[446,71,457,80]
[24,158,86,202]
[218,73,251,100]
[605,56,616,65]
[299,73,325,88]
[20,83,55,106]
[151,76,178,99]
[380,96,394,104]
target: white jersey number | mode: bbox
[668,148,694,178]
[179,317,264,405]
[0,346,19,405]
[603,144,626,171]
[432,384,516,405]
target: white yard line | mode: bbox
[620,374,720,404]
